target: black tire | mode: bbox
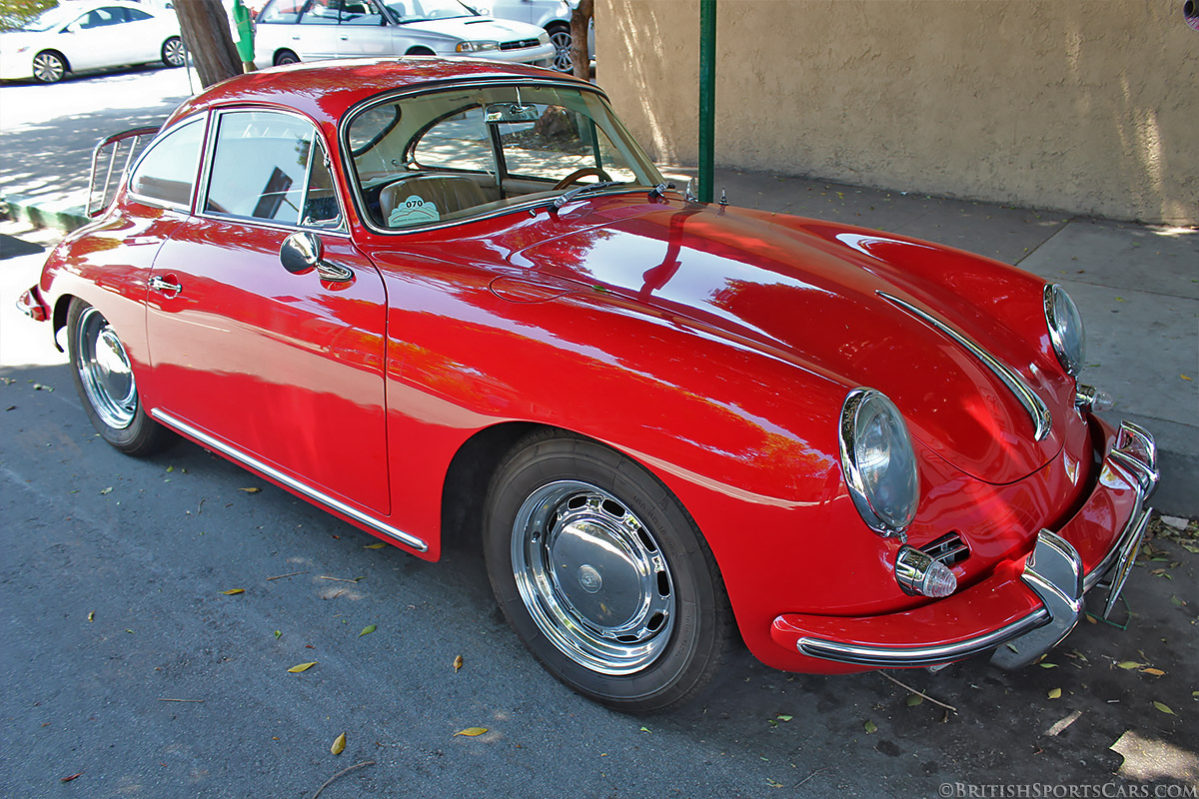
[67,299,173,456]
[162,36,186,67]
[32,50,67,83]
[483,432,733,712]
[274,49,300,66]
[546,23,572,72]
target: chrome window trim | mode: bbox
[196,106,350,235]
[879,291,1053,442]
[151,409,428,553]
[339,78,662,236]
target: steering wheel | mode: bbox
[553,167,613,190]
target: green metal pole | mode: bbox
[698,0,716,203]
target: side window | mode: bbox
[411,107,495,173]
[126,8,152,21]
[205,111,342,229]
[340,1,384,25]
[259,0,305,24]
[300,0,342,24]
[128,118,205,208]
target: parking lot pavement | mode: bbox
[1,69,1197,798]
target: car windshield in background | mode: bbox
[18,5,79,31]
[382,0,476,23]
[345,83,663,229]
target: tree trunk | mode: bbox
[570,0,593,81]
[174,0,242,88]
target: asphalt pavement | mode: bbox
[1,65,1197,799]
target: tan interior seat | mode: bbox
[379,175,488,226]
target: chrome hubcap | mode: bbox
[33,53,64,82]
[76,308,137,429]
[549,30,572,72]
[511,480,674,674]
[164,39,186,66]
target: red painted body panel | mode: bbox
[28,60,1148,678]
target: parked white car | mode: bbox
[252,0,555,69]
[0,1,185,83]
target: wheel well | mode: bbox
[440,422,539,551]
[36,49,70,71]
[406,46,436,55]
[51,294,73,350]
[274,49,298,64]
[545,21,569,33]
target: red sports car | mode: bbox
[18,59,1159,712]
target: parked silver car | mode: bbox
[252,0,555,68]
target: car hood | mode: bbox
[510,196,1065,485]
[400,16,546,41]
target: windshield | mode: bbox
[17,5,79,32]
[382,0,476,23]
[345,82,663,230]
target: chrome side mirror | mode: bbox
[280,231,322,274]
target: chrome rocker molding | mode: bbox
[151,409,428,553]
[879,292,1053,442]
[796,421,1158,669]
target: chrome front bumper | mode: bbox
[790,420,1159,670]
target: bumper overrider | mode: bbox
[771,420,1159,671]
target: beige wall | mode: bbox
[598,0,1199,226]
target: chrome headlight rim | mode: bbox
[839,387,920,540]
[1043,283,1085,377]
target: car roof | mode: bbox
[165,58,593,129]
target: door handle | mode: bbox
[149,275,183,297]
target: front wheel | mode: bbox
[162,36,186,67]
[67,300,173,456]
[546,23,572,72]
[484,432,733,712]
[274,49,300,66]
[32,51,66,83]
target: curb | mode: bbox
[0,194,89,232]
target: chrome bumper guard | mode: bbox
[797,421,1159,670]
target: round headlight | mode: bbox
[1044,284,1085,376]
[839,388,920,537]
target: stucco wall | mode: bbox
[598,0,1198,226]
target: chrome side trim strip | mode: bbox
[151,409,427,553]
[796,608,1050,668]
[879,292,1053,441]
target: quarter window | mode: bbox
[205,111,343,229]
[128,118,205,208]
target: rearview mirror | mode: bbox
[485,102,539,124]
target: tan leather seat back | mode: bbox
[379,176,488,227]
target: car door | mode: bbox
[64,6,156,70]
[145,109,391,515]
[293,0,345,60]
[334,0,394,57]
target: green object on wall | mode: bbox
[697,0,716,204]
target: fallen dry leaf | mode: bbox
[1116,661,1145,670]
[863,720,878,734]
[60,773,82,783]
[220,588,245,596]
[1048,688,1062,699]
[363,542,386,549]
[453,655,463,672]
[359,625,376,637]
[99,487,113,495]
[239,487,261,494]
[454,727,488,737]
[1152,701,1176,716]
[1141,668,1165,677]
[87,611,94,623]
[331,732,346,755]
[287,661,317,673]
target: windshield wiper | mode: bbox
[553,181,623,209]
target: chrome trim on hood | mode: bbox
[878,292,1052,442]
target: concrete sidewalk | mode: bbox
[2,123,1195,514]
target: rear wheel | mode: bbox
[484,432,733,712]
[32,51,66,83]
[67,300,173,456]
[274,49,299,65]
[162,36,186,67]
[546,23,572,72]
